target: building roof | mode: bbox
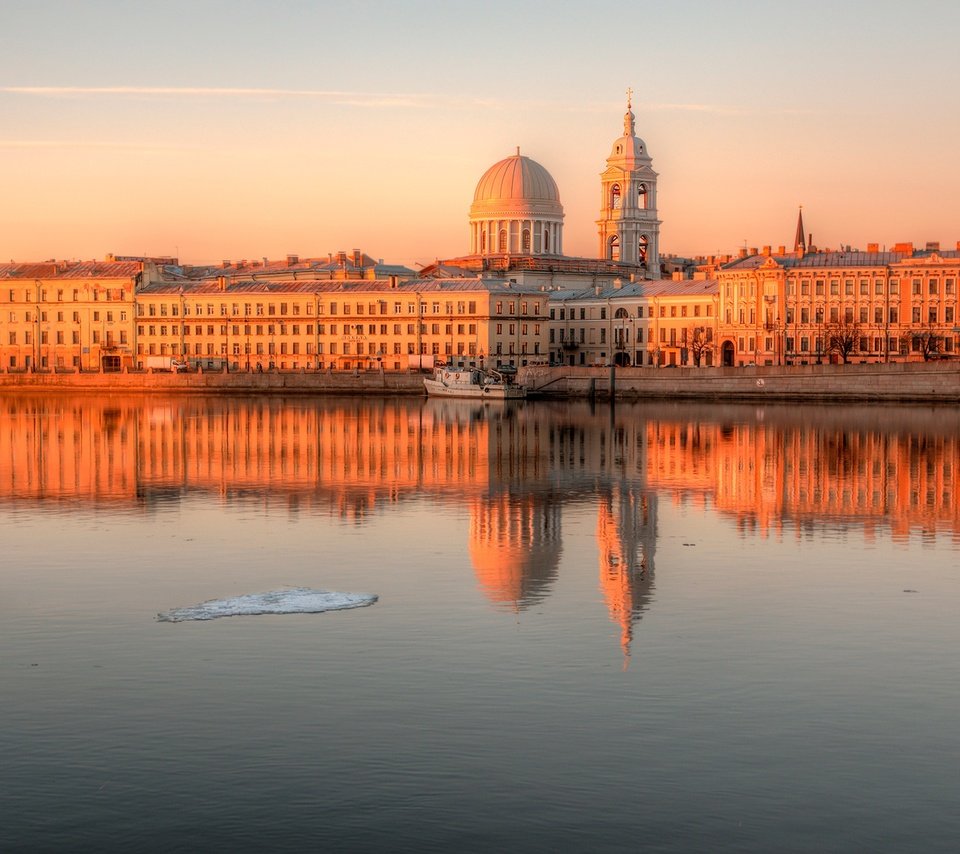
[0,260,143,279]
[722,249,960,271]
[551,279,718,301]
[136,276,550,298]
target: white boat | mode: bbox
[423,366,526,399]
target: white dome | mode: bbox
[470,151,563,218]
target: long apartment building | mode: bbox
[714,239,960,367]
[131,274,550,372]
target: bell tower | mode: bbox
[596,90,661,278]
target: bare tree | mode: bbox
[687,326,714,367]
[905,327,943,362]
[824,318,861,364]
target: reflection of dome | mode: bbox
[469,150,565,257]
[469,494,561,610]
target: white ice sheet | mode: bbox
[157,588,378,622]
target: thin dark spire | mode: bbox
[794,206,806,254]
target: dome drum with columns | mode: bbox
[469,147,564,256]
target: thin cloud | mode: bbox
[0,139,200,152]
[1,86,806,116]
[0,86,440,108]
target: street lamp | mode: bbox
[815,306,824,364]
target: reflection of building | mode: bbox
[3,397,959,665]
[469,493,562,611]
[597,486,657,665]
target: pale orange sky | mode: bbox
[2,1,958,266]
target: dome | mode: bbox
[468,149,565,256]
[470,150,563,218]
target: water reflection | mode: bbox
[1,395,958,649]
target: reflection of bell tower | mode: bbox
[596,485,658,665]
[596,89,661,278]
[469,493,562,611]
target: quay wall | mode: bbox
[0,369,427,395]
[1,363,960,402]
[520,362,960,402]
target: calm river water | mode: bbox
[2,394,959,852]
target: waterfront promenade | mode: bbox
[1,362,959,402]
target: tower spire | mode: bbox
[794,206,806,254]
[623,87,636,137]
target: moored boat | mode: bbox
[423,366,526,399]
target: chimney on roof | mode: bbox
[222,260,231,269]
[762,245,771,256]
[262,257,268,267]
[777,245,786,255]
[389,274,399,289]
[867,242,879,253]
[352,249,362,268]
[926,241,940,252]
[893,242,914,254]
[750,247,758,256]
[337,251,347,267]
[738,247,749,259]
[286,254,299,267]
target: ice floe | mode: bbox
[157,587,378,622]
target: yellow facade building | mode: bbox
[0,260,145,372]
[134,276,550,372]
[715,235,960,367]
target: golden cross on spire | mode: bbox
[626,86,633,108]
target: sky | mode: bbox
[2,0,959,267]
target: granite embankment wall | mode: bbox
[519,362,960,402]
[0,369,427,395]
[2,363,960,402]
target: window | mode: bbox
[611,184,621,210]
[609,235,620,262]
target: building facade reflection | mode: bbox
[1,396,958,652]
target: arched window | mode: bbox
[611,184,621,210]
[498,229,508,254]
[614,307,629,318]
[522,229,531,254]
[609,235,620,262]
[638,234,648,265]
[543,229,550,253]
[638,183,647,210]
